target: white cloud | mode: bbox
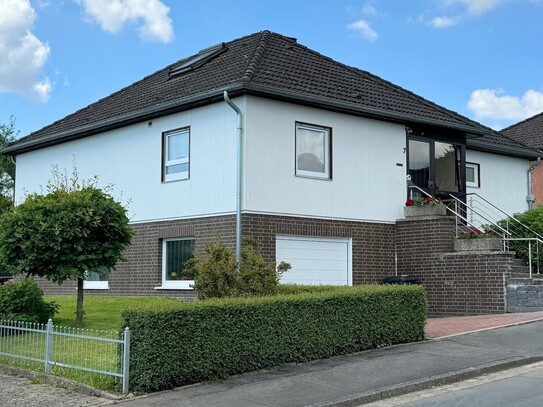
[430,16,459,28]
[0,0,52,102]
[347,20,379,41]
[361,1,378,15]
[467,89,543,120]
[77,0,173,43]
[445,0,507,16]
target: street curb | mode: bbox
[309,356,543,407]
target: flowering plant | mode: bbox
[405,196,441,207]
[458,229,498,239]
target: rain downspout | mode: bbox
[527,157,541,210]
[223,91,243,263]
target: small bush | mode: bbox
[186,237,290,299]
[0,278,58,323]
[496,206,543,268]
[123,284,427,392]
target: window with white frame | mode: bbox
[295,122,331,179]
[163,128,190,182]
[161,238,195,289]
[84,267,109,290]
[466,162,480,188]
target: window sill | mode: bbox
[154,284,194,291]
[83,285,109,290]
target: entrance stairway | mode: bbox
[408,186,543,314]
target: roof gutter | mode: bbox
[2,84,246,155]
[4,82,491,156]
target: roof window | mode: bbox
[169,43,227,77]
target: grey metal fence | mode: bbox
[0,319,130,394]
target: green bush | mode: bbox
[122,284,427,392]
[496,206,543,268]
[186,237,290,298]
[0,278,59,323]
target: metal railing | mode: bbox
[0,319,130,394]
[407,186,543,277]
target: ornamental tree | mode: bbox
[0,171,133,326]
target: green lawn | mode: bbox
[46,295,181,330]
[1,295,181,390]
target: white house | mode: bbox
[3,31,539,297]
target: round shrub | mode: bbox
[0,278,58,323]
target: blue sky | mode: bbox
[1,0,542,138]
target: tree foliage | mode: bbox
[0,169,133,325]
[0,116,17,198]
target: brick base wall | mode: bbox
[242,213,396,285]
[37,211,513,317]
[39,214,236,298]
[396,215,512,317]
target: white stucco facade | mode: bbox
[14,95,531,225]
[466,149,529,216]
[15,101,241,222]
[243,97,407,222]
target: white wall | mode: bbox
[243,97,407,222]
[466,149,529,216]
[15,101,241,222]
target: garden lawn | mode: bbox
[45,295,180,331]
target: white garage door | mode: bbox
[276,235,352,285]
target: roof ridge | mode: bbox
[501,111,543,133]
[240,30,272,83]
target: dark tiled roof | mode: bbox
[501,112,543,150]
[4,30,540,158]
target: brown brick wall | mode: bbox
[242,213,396,284]
[396,215,512,317]
[37,211,512,317]
[39,214,236,299]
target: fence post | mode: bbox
[122,327,130,394]
[44,319,53,373]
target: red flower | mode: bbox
[424,197,432,202]
[405,199,415,207]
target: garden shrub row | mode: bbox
[122,284,427,392]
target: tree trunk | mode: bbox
[76,277,84,327]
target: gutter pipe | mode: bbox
[223,91,243,263]
[527,157,541,209]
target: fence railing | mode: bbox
[0,319,130,394]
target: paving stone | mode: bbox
[0,373,114,407]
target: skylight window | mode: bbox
[169,43,226,77]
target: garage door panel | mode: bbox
[276,236,351,286]
[277,248,348,262]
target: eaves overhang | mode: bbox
[3,82,491,156]
[467,139,542,160]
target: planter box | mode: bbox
[454,238,502,252]
[404,204,448,218]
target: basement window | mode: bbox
[169,43,227,77]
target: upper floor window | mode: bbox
[295,122,331,179]
[163,128,190,182]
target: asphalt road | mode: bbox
[364,361,543,407]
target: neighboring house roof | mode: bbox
[501,112,543,150]
[3,30,540,159]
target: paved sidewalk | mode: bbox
[425,310,543,339]
[117,318,543,407]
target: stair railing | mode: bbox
[406,186,543,276]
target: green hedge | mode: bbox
[122,285,426,392]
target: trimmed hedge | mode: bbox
[122,285,426,392]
